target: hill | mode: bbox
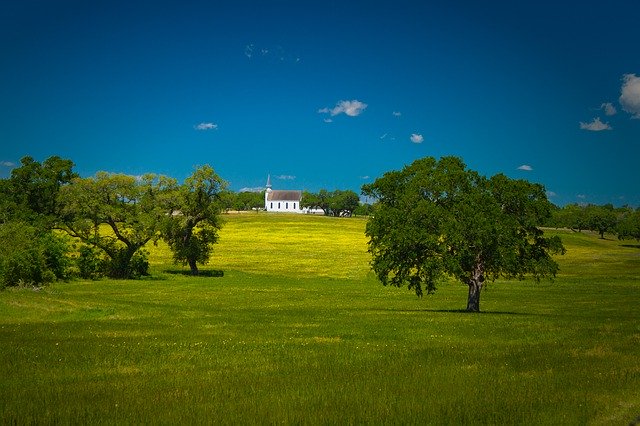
[1,213,639,424]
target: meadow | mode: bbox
[1,213,639,424]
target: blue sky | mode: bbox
[1,0,639,206]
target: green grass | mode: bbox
[1,214,639,424]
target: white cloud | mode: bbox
[392,111,402,117]
[579,117,612,131]
[546,191,557,198]
[244,44,254,58]
[361,175,370,180]
[319,100,368,117]
[577,194,586,199]
[410,133,424,143]
[1,161,15,167]
[517,164,533,171]
[195,122,218,131]
[323,118,333,123]
[380,133,387,139]
[600,102,617,116]
[276,175,296,180]
[620,73,640,119]
[239,186,264,193]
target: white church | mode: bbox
[264,175,303,213]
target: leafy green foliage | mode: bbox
[227,190,265,211]
[302,189,360,216]
[160,165,226,275]
[75,246,105,280]
[362,156,565,312]
[0,222,71,288]
[0,156,77,229]
[59,172,174,279]
[549,203,638,239]
[617,207,640,241]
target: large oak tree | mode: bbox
[362,156,565,312]
[58,172,175,278]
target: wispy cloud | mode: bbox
[195,122,218,131]
[380,133,387,140]
[517,164,533,171]
[620,73,640,119]
[546,191,557,198]
[276,175,296,180]
[323,118,333,123]
[239,186,264,193]
[579,117,611,131]
[392,111,402,117]
[318,100,368,117]
[0,161,15,167]
[245,43,300,64]
[600,102,617,116]
[410,133,424,143]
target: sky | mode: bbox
[1,0,639,206]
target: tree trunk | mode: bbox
[188,257,199,276]
[466,281,482,312]
[466,255,485,312]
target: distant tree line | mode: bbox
[219,188,374,217]
[546,203,640,240]
[301,189,372,217]
[219,190,265,212]
[0,156,226,288]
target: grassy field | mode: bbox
[1,213,639,424]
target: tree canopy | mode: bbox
[362,156,565,312]
[0,156,77,228]
[302,189,360,216]
[58,172,175,278]
[161,165,227,275]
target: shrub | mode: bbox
[0,222,71,288]
[128,249,150,278]
[76,245,105,280]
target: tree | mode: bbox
[617,207,640,241]
[329,190,360,217]
[301,189,360,216]
[161,165,226,275]
[0,156,77,285]
[233,190,265,211]
[362,156,565,312]
[301,190,330,215]
[59,172,174,278]
[0,156,77,228]
[584,204,617,239]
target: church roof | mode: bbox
[267,190,302,201]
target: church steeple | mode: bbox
[266,174,272,190]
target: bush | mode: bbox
[128,249,150,278]
[76,245,105,280]
[0,222,71,288]
[41,232,72,280]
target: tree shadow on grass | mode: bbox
[164,269,224,278]
[621,244,640,249]
[375,308,536,316]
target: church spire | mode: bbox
[266,174,272,190]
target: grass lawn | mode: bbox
[1,213,639,424]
